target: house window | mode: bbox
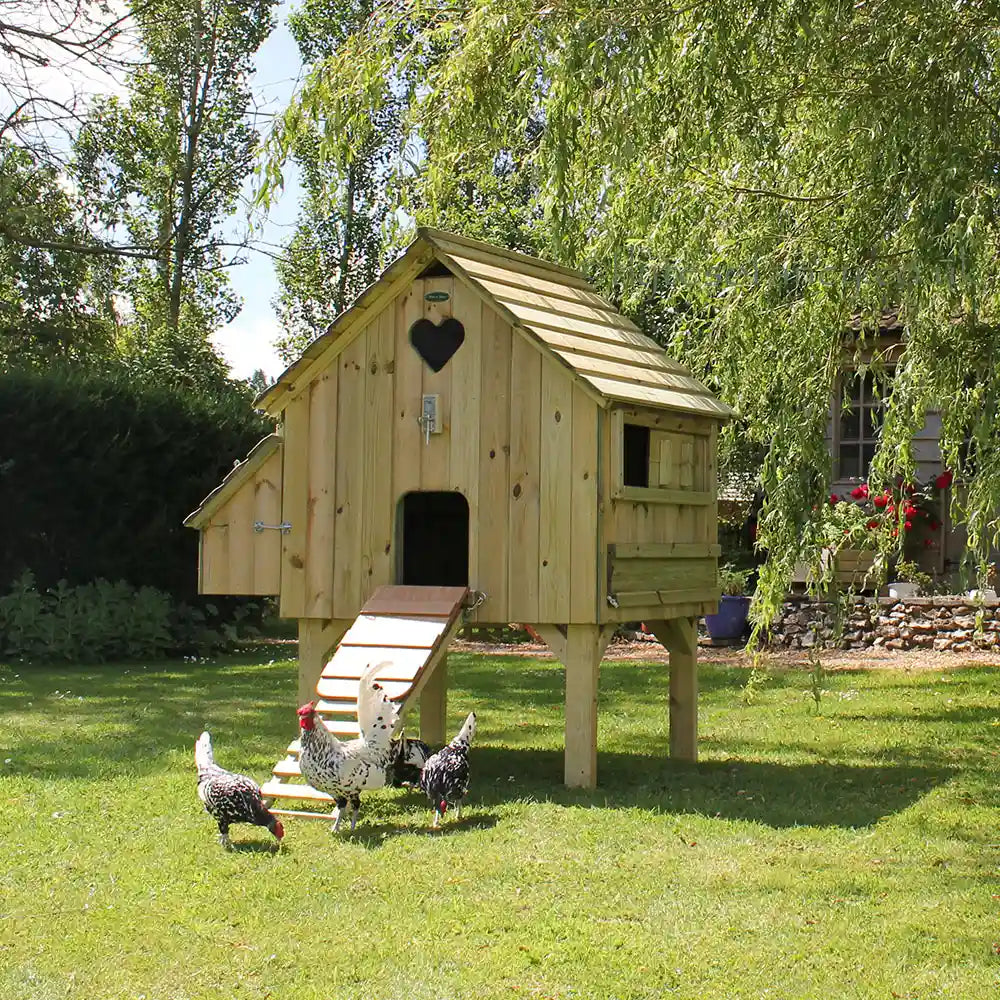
[838,370,891,478]
[623,424,650,487]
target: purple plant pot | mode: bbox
[704,595,751,641]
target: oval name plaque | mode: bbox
[424,290,450,303]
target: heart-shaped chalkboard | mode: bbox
[409,317,465,373]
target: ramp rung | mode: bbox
[313,699,364,717]
[261,779,335,803]
[317,678,410,702]
[272,757,303,778]
[320,646,426,681]
[340,614,449,650]
[310,716,361,736]
[270,808,340,821]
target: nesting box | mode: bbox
[185,229,733,788]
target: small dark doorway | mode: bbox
[397,491,469,587]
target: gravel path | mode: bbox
[449,638,1000,671]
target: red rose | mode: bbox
[867,519,880,530]
[850,486,865,500]
[873,494,889,509]
[904,520,913,531]
[829,494,839,505]
[935,470,953,489]
[904,505,917,517]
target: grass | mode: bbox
[1,647,998,1000]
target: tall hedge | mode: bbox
[0,365,271,600]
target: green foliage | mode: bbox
[74,0,278,345]
[269,1,1000,624]
[271,0,410,361]
[0,363,270,599]
[0,571,261,662]
[0,143,119,368]
[806,648,826,714]
[0,572,172,662]
[718,563,753,596]
[892,560,933,590]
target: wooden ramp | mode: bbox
[261,585,469,818]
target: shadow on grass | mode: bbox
[345,812,500,847]
[465,746,950,830]
[1,653,991,831]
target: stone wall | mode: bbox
[771,596,1000,652]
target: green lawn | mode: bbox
[1,648,998,999]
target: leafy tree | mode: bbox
[0,142,119,368]
[269,1,1000,614]
[76,0,277,351]
[268,0,408,361]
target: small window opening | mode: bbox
[623,423,651,487]
[396,491,469,586]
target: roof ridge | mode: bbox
[417,227,589,283]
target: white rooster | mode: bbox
[296,661,407,832]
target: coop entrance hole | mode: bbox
[396,491,470,587]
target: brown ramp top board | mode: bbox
[261,585,469,812]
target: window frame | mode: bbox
[834,367,894,481]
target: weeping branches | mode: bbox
[268,0,1000,602]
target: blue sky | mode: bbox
[211,4,304,382]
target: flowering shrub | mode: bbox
[828,470,952,552]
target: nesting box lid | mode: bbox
[256,229,733,421]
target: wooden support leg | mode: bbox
[419,654,448,746]
[648,617,699,761]
[297,618,350,705]
[543,624,614,789]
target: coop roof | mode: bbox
[256,228,733,420]
[183,434,282,529]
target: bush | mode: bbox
[0,571,260,662]
[0,363,270,601]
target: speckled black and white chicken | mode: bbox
[419,711,476,827]
[195,731,284,849]
[296,662,413,832]
[390,735,431,788]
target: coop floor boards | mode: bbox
[262,585,469,817]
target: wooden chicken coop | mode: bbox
[185,228,733,792]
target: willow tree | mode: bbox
[266,1,1000,619]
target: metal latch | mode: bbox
[416,394,441,444]
[254,521,292,534]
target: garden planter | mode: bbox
[705,595,751,641]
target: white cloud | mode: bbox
[212,312,285,381]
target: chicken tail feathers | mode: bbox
[357,661,402,750]
[195,731,222,780]
[451,711,477,749]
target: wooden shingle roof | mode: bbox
[183,434,281,529]
[256,228,733,420]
